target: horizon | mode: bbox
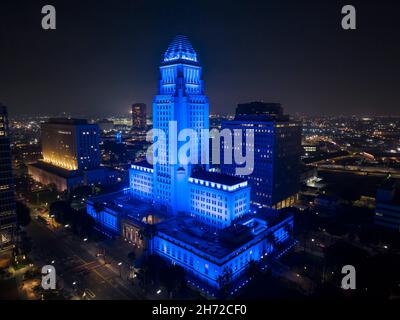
[1,0,400,117]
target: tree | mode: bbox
[266,232,277,254]
[69,185,93,202]
[246,259,262,280]
[127,251,136,266]
[139,224,157,256]
[16,201,31,228]
[19,234,32,255]
[139,254,164,288]
[160,264,186,299]
[92,202,105,222]
[283,223,293,241]
[217,267,232,298]
[71,209,95,237]
[49,201,73,224]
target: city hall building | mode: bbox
[87,35,296,291]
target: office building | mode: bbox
[221,102,302,209]
[131,103,147,131]
[0,105,17,253]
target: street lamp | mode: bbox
[156,289,162,295]
[83,238,88,242]
[118,262,122,278]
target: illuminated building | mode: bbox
[131,103,147,132]
[130,161,153,201]
[88,35,295,291]
[221,102,302,209]
[0,105,16,253]
[29,118,120,191]
[152,34,209,214]
[41,118,100,171]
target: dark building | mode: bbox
[131,103,147,131]
[236,102,284,119]
[0,104,16,252]
[375,179,400,232]
[221,102,302,209]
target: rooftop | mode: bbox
[156,211,293,261]
[29,161,81,178]
[131,160,153,169]
[190,170,246,187]
[156,215,248,260]
[87,191,158,224]
[131,160,154,174]
[233,101,291,122]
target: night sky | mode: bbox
[1,0,399,117]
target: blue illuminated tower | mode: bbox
[153,35,209,214]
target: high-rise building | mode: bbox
[131,103,147,131]
[221,102,302,209]
[0,104,16,252]
[29,118,120,191]
[152,34,209,213]
[41,118,100,171]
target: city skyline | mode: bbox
[1,0,400,118]
[1,0,400,304]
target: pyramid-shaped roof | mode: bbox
[163,34,198,63]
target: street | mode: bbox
[26,219,142,300]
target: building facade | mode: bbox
[41,118,100,171]
[221,102,302,209]
[0,105,17,252]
